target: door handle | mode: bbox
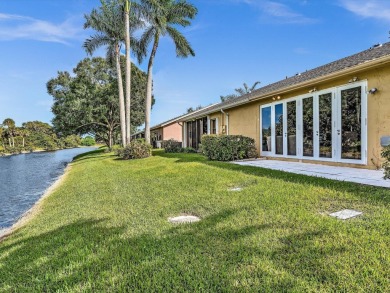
[337,130,341,135]
[316,131,319,136]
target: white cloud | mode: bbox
[232,0,317,24]
[0,13,84,44]
[294,47,310,55]
[339,0,390,22]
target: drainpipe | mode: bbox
[220,109,229,135]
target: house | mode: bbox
[133,104,216,148]
[180,42,390,169]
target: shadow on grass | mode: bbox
[73,148,107,161]
[0,208,362,292]
[153,150,390,203]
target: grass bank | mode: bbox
[0,150,389,292]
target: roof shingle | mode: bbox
[182,42,390,120]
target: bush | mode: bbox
[382,145,390,179]
[162,139,182,153]
[201,135,257,161]
[81,136,96,146]
[182,147,197,153]
[116,139,152,160]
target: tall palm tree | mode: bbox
[235,81,261,95]
[137,0,197,144]
[84,0,127,147]
[124,0,132,144]
[220,81,261,102]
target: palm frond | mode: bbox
[167,1,197,27]
[250,81,261,91]
[166,26,195,57]
[84,33,112,55]
[138,26,155,62]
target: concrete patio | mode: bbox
[232,159,390,188]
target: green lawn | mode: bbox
[0,149,389,292]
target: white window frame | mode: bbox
[259,80,367,165]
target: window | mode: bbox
[210,119,217,134]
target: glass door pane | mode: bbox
[302,97,314,157]
[287,101,297,156]
[319,93,332,158]
[275,103,284,155]
[261,106,272,152]
[340,87,361,160]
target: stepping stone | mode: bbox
[228,187,242,192]
[329,209,362,220]
[168,215,200,224]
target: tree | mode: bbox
[84,0,127,147]
[48,57,149,149]
[2,118,16,147]
[220,81,261,102]
[186,105,202,113]
[137,0,197,144]
[124,0,132,144]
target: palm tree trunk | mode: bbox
[144,35,159,144]
[116,44,126,147]
[125,0,131,145]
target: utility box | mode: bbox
[381,136,390,147]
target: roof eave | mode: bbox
[248,55,390,103]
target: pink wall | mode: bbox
[163,123,183,142]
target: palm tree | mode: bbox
[2,118,16,147]
[137,0,197,144]
[220,81,261,102]
[124,0,132,144]
[84,0,130,147]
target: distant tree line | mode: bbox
[0,118,91,155]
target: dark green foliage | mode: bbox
[81,136,96,146]
[48,57,150,149]
[116,139,152,160]
[182,147,197,153]
[161,139,196,153]
[62,135,82,148]
[0,119,82,154]
[382,145,390,179]
[162,139,182,153]
[201,135,257,161]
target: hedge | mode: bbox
[201,135,257,161]
[382,145,390,179]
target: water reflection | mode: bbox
[0,148,96,228]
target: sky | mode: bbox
[0,0,389,127]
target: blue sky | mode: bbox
[0,0,389,127]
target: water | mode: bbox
[0,147,96,229]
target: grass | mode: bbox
[0,149,389,292]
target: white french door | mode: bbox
[260,81,367,164]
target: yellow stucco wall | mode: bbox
[206,63,390,169]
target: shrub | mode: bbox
[201,135,257,161]
[116,139,152,160]
[81,136,96,146]
[162,139,182,153]
[382,145,390,179]
[182,147,197,153]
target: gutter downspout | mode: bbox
[220,109,229,135]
